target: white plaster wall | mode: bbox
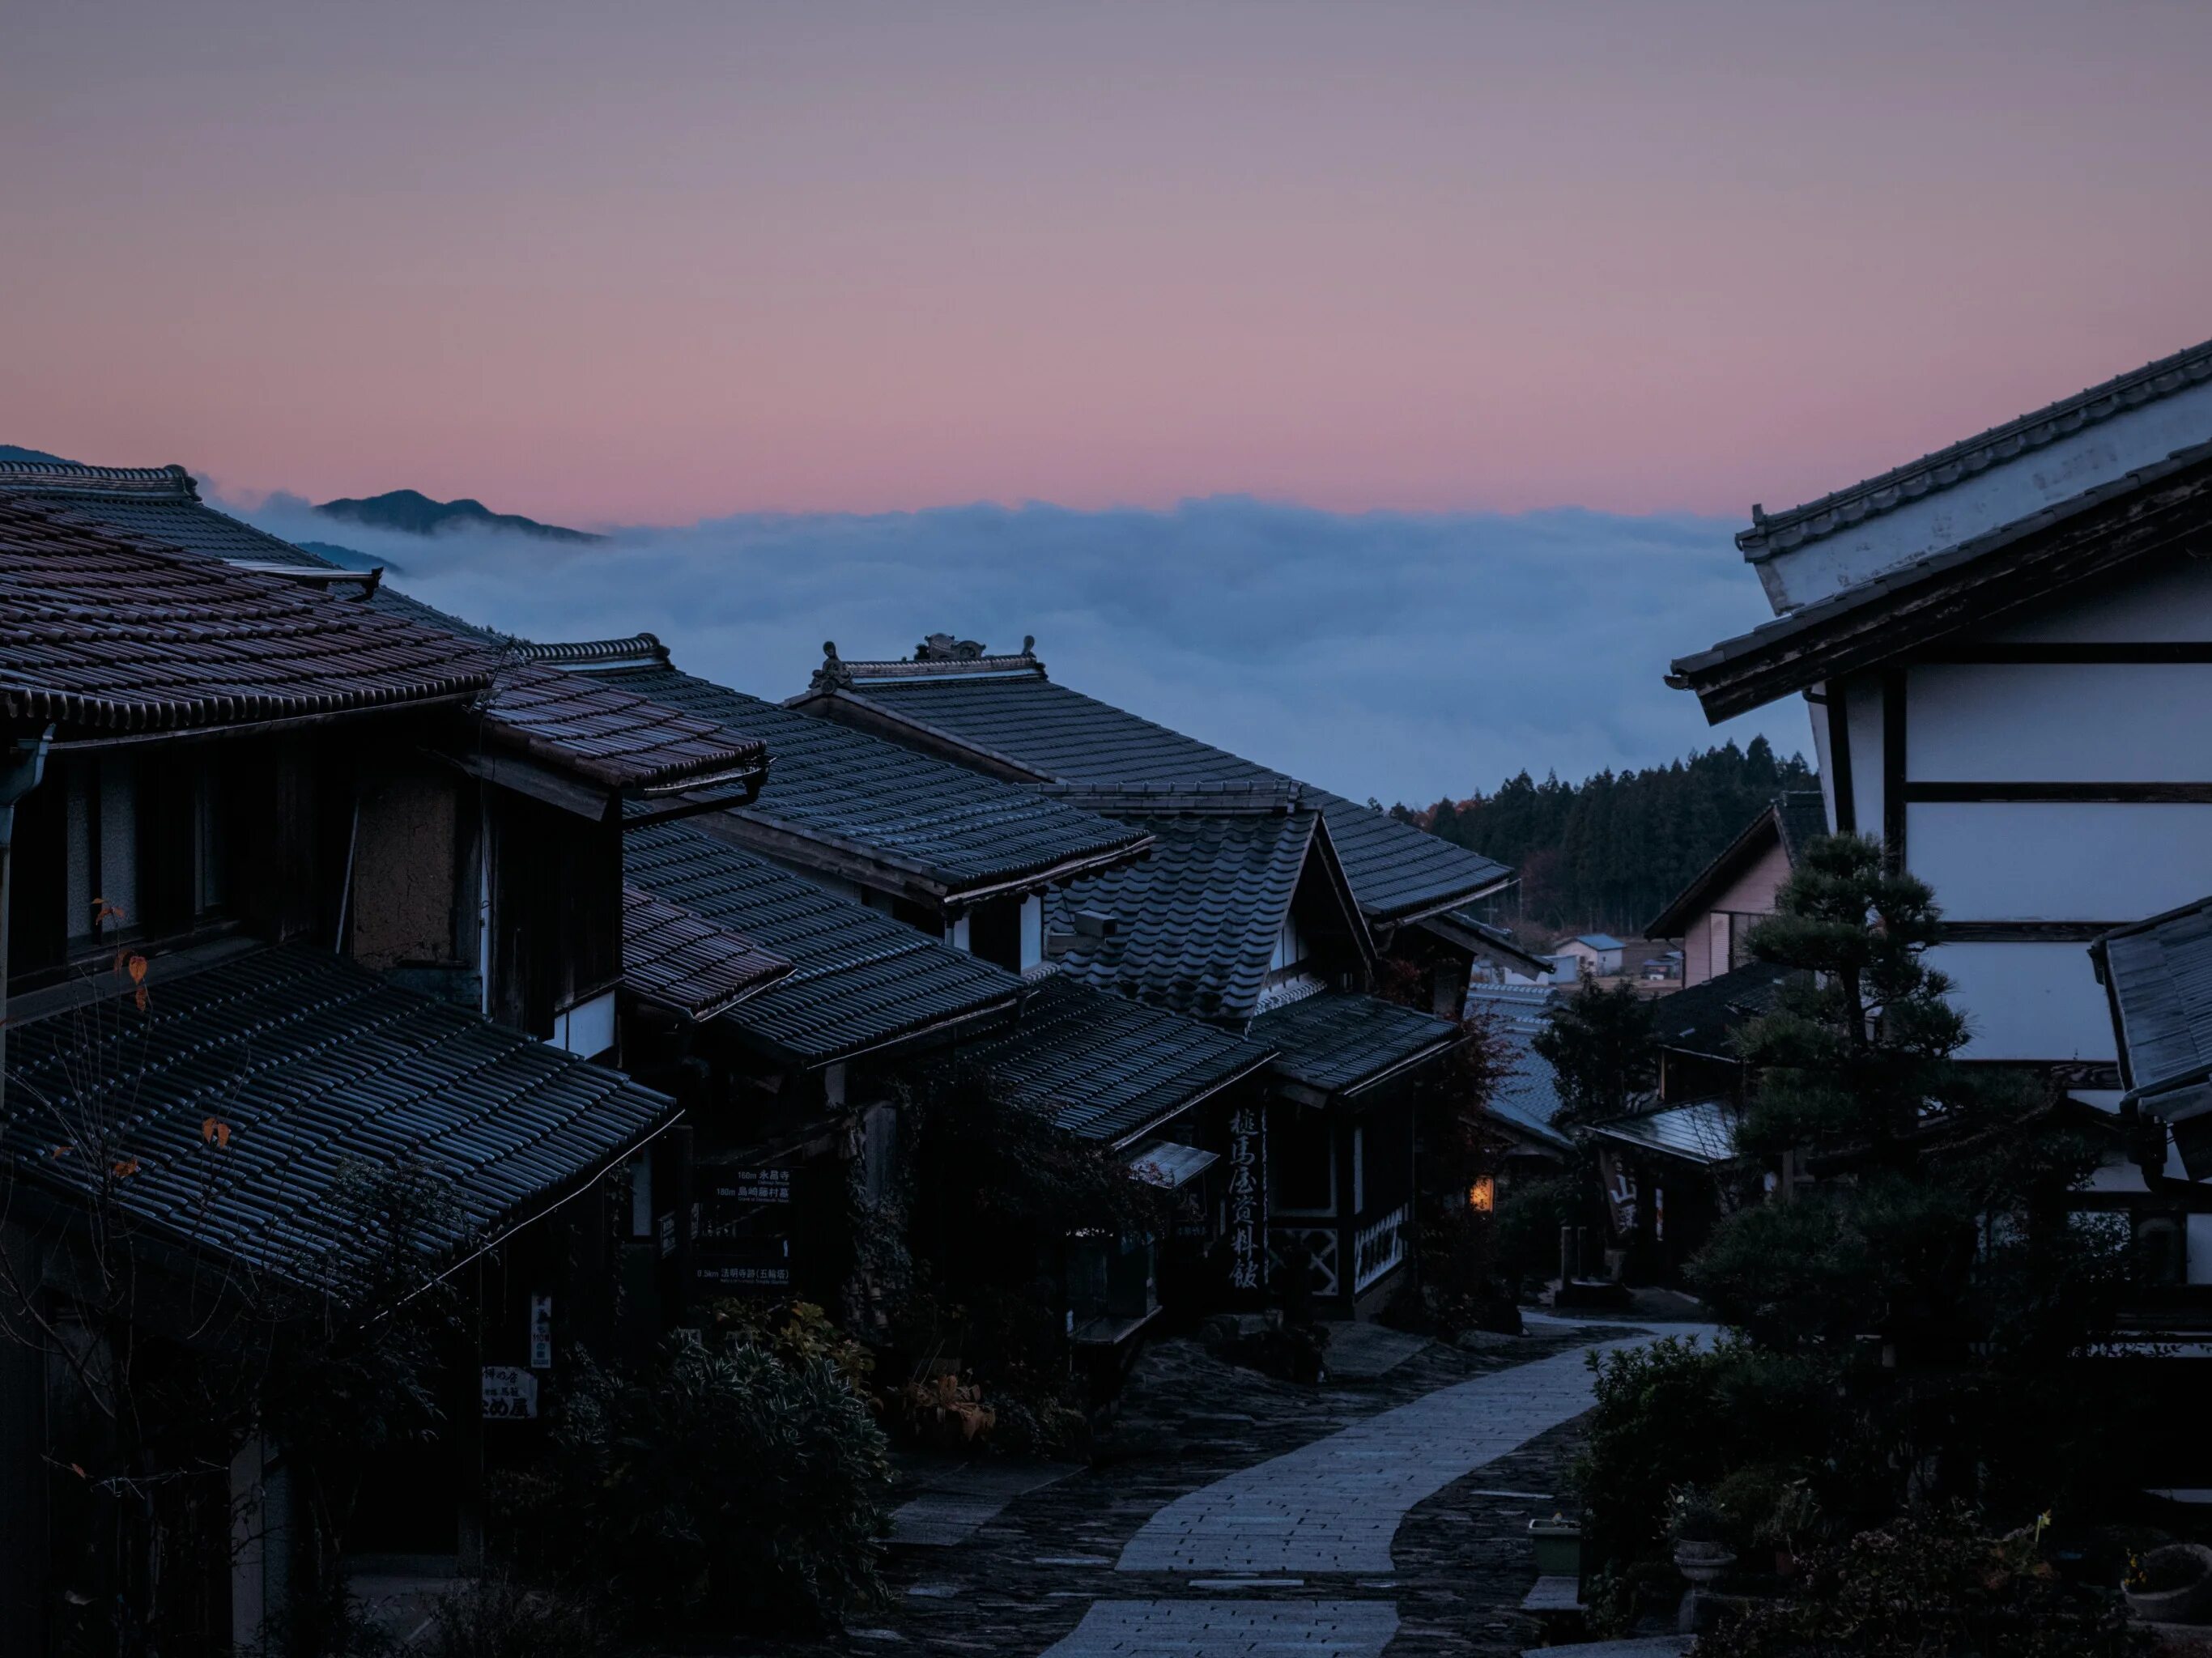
[1908,802,2212,920]
[1754,378,2212,612]
[1841,675,1884,835]
[1908,663,2212,782]
[1980,545,2212,644]
[1926,941,2116,1062]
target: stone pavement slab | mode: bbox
[1318,1322,1429,1380]
[1116,1324,1719,1575]
[888,1461,1083,1545]
[1037,1597,1397,1656]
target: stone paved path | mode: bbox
[1116,1326,1716,1575]
[1037,1597,1399,1657]
[890,1462,1085,1545]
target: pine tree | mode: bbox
[1691,834,2130,1512]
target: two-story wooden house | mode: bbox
[783,640,1499,1316]
[0,495,772,1649]
[1670,335,2212,1286]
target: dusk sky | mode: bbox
[6,2,2210,799]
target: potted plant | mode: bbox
[2125,1542,2212,1625]
[1667,1486,1735,1586]
[1529,1512,1582,1579]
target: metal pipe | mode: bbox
[0,726,56,1107]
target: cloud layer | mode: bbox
[232,491,1798,805]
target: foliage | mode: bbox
[1686,835,2130,1524]
[513,1333,891,1636]
[1534,978,1658,1124]
[1698,1509,2145,1658]
[705,1296,877,1396]
[1574,1335,1837,1576]
[1397,737,1817,933]
[1666,1484,1728,1545]
[1492,1171,1587,1286]
[415,1577,626,1658]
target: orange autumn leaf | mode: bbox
[69,1463,85,1479]
[111,1158,139,1180]
[50,1143,71,1158]
[126,955,147,985]
[201,1118,231,1150]
[134,987,148,1012]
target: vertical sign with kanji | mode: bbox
[529,1295,553,1371]
[1227,1107,1266,1293]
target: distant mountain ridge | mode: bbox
[0,445,72,464]
[313,488,601,543]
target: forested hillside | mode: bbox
[1394,738,1816,937]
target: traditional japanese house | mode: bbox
[510,634,1154,969]
[0,499,754,1648]
[788,635,1525,1008]
[618,818,1025,1315]
[968,772,1461,1314]
[934,972,1274,1375]
[1644,790,1828,986]
[1462,984,1572,1197]
[1669,335,2212,1288]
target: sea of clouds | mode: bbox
[229,491,1798,806]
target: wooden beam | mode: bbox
[1921,642,2212,665]
[1825,680,1856,834]
[1881,671,1906,873]
[1904,781,2212,804]
[1936,921,2125,943]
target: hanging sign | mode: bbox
[529,1295,554,1370]
[1227,1107,1265,1292]
[481,1366,539,1421]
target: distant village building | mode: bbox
[1671,335,2212,1292]
[1552,933,1625,978]
[1643,791,1827,987]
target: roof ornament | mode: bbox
[809,641,853,695]
[1021,634,1036,657]
[914,632,988,662]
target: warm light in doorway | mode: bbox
[1468,1176,1495,1213]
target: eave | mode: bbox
[1670,441,2212,721]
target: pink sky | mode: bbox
[5,1,2209,527]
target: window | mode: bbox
[1270,1107,1335,1214]
[1468,1175,1495,1213]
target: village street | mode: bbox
[818,1310,1716,1658]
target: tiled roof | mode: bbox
[1650,962,1801,1058]
[2095,897,2212,1104]
[0,457,529,644]
[622,886,793,1020]
[2,944,677,1288]
[1671,441,2212,720]
[477,661,768,800]
[1048,807,1319,1021]
[1248,990,1461,1098]
[0,495,498,735]
[807,648,1513,923]
[1737,336,2212,560]
[952,974,1274,1146]
[623,820,1021,1065]
[1588,1099,1739,1166]
[1776,789,1830,864]
[580,658,1148,895]
[1466,985,1571,1151]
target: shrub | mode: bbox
[417,1578,621,1658]
[517,1334,891,1635]
[1698,1508,2143,1658]
[1575,1335,1837,1578]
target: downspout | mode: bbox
[0,727,55,1108]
